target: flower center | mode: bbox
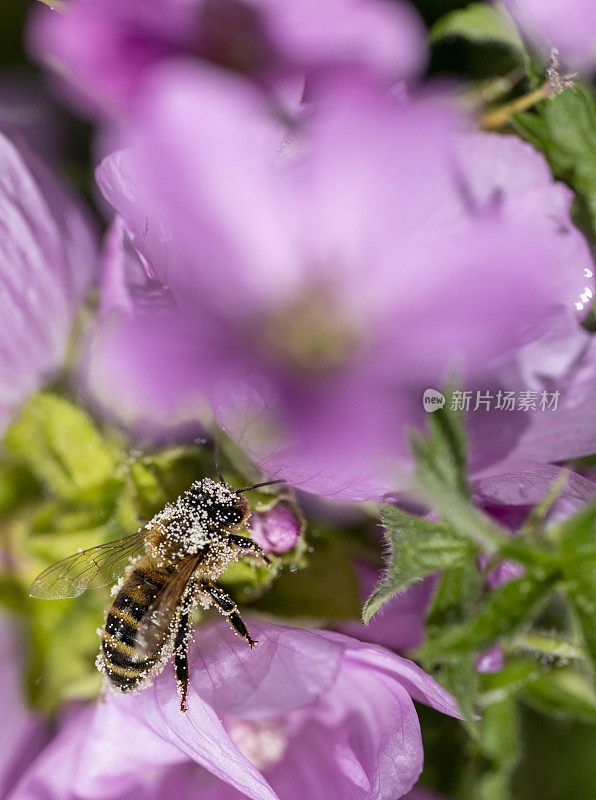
[227,718,289,771]
[264,288,362,373]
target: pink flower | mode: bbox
[89,70,590,500]
[502,0,596,69]
[0,616,50,799]
[0,131,96,436]
[28,0,426,119]
[9,621,462,800]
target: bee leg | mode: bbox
[201,581,258,648]
[227,534,272,565]
[174,608,191,713]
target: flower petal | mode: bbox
[189,621,343,718]
[0,132,96,435]
[472,462,596,508]
[317,631,464,719]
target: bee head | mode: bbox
[186,479,249,531]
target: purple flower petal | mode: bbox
[472,462,596,509]
[502,0,596,70]
[12,621,460,800]
[0,132,96,435]
[188,621,343,718]
[91,72,592,500]
[28,0,426,117]
[0,617,50,799]
[265,670,424,799]
[96,150,173,284]
[315,632,464,719]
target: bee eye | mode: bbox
[210,504,244,526]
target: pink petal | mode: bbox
[0,132,96,434]
[317,632,464,719]
[189,621,343,718]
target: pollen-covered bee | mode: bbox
[30,478,278,712]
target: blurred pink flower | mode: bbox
[476,644,505,674]
[502,0,596,69]
[0,130,96,437]
[9,621,462,800]
[28,0,426,119]
[0,616,50,799]
[88,70,590,500]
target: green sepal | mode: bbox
[513,84,596,238]
[362,504,477,623]
[554,503,596,672]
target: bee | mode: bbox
[30,477,279,712]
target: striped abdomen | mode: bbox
[100,559,173,691]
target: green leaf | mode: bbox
[563,564,596,670]
[427,561,482,630]
[523,668,596,723]
[474,696,520,800]
[219,559,276,595]
[425,563,483,728]
[513,632,586,663]
[410,391,506,552]
[410,387,468,497]
[496,539,560,573]
[415,475,508,553]
[0,460,42,516]
[431,2,523,52]
[135,445,213,502]
[420,571,559,660]
[479,658,544,706]
[437,653,481,732]
[513,84,596,236]
[4,393,118,497]
[362,505,476,623]
[26,593,105,713]
[555,503,596,670]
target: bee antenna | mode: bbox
[235,480,286,494]
[214,437,224,484]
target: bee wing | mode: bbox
[134,554,202,660]
[29,531,147,599]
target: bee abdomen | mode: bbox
[100,568,169,691]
